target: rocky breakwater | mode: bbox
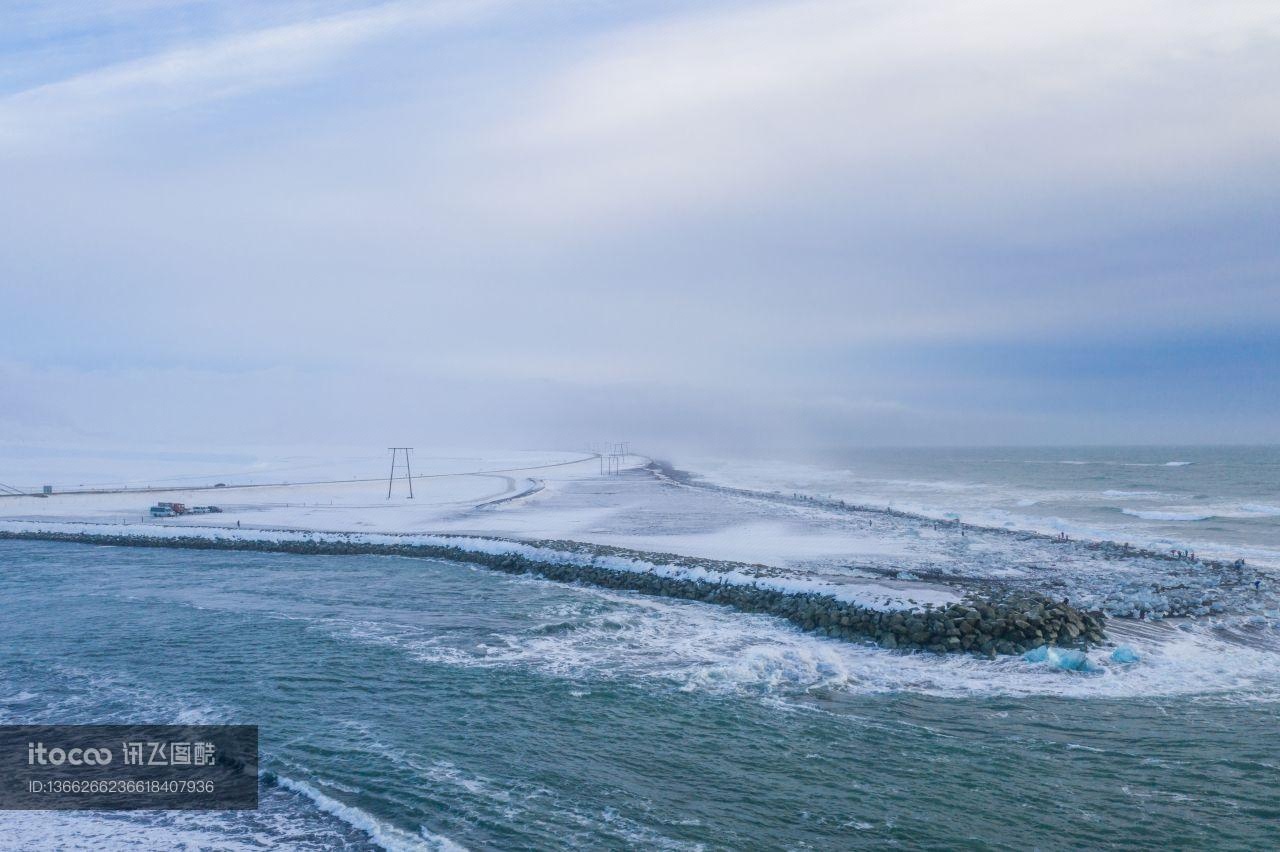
[844,595,1107,658]
[0,527,1105,657]
[448,552,1107,657]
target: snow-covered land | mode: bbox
[2,449,1276,617]
[0,451,960,612]
[3,448,1279,687]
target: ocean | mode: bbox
[2,536,1279,850]
[692,445,1280,568]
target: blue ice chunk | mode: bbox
[1110,645,1141,664]
[1022,645,1096,672]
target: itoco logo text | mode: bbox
[27,742,113,766]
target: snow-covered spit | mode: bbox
[3,448,1277,661]
[3,517,1115,658]
[0,517,954,612]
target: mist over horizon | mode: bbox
[4,1,1279,455]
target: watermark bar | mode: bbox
[0,725,257,810]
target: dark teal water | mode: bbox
[2,540,1278,850]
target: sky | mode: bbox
[1,0,1278,454]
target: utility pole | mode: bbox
[591,440,632,476]
[606,441,625,475]
[387,448,414,499]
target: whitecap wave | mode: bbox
[0,812,267,851]
[0,787,386,851]
[0,690,36,704]
[1101,490,1164,499]
[1054,460,1192,467]
[1121,509,1212,521]
[309,583,1280,703]
[276,775,466,852]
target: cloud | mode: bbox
[484,0,1280,226]
[1,1,1278,447]
[0,0,501,151]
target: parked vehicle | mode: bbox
[151,502,221,517]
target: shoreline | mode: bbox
[648,460,1246,572]
[0,523,1105,658]
[2,453,1264,627]
[649,459,1276,620]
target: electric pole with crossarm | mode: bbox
[387,448,414,499]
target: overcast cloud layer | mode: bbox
[2,0,1278,453]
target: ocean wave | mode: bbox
[0,690,36,704]
[682,455,1280,569]
[1101,490,1164,499]
[309,580,1280,703]
[318,721,698,850]
[1119,504,1280,522]
[1121,509,1213,521]
[0,812,268,851]
[1048,460,1193,468]
[0,787,384,851]
[276,775,466,852]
